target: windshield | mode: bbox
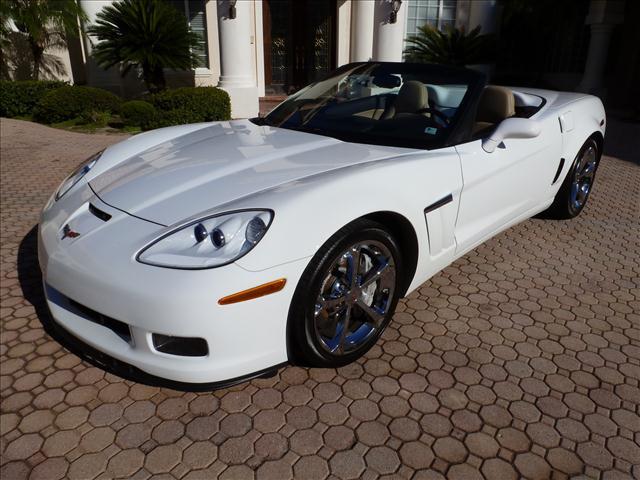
[256,62,483,150]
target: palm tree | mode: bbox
[3,0,86,79]
[87,0,199,93]
[404,25,495,66]
[0,2,11,52]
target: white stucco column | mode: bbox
[350,0,375,62]
[217,0,258,118]
[79,0,110,55]
[372,0,408,62]
[80,0,124,92]
[576,0,624,94]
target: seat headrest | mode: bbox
[476,85,515,124]
[395,80,428,115]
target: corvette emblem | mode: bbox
[61,224,80,240]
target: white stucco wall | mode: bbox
[7,0,501,112]
[2,20,75,82]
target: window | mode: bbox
[405,0,457,38]
[171,0,209,69]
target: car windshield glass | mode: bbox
[256,62,482,150]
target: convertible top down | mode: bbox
[39,62,605,389]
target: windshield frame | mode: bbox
[253,62,487,150]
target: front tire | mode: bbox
[542,137,601,219]
[288,219,403,368]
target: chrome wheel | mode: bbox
[570,144,597,211]
[314,241,396,355]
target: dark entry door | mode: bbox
[263,0,336,95]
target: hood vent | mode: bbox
[89,203,112,222]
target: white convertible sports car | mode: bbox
[39,62,605,389]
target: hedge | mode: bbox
[2,82,231,130]
[0,80,66,118]
[121,100,156,127]
[142,107,206,130]
[148,87,231,122]
[33,85,122,124]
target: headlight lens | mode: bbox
[56,151,102,200]
[137,210,273,269]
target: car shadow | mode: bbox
[18,226,283,392]
[18,227,55,332]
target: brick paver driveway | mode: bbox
[1,118,639,480]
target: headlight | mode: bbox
[56,151,102,200]
[137,210,273,269]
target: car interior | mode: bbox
[263,68,546,148]
[304,76,463,140]
[381,80,429,119]
[471,85,545,138]
[310,80,543,138]
[473,85,516,137]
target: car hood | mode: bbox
[90,120,413,225]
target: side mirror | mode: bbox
[482,118,542,153]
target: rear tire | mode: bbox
[287,219,403,368]
[541,137,600,219]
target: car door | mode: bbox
[454,124,560,255]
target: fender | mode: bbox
[554,96,606,189]
[233,147,464,293]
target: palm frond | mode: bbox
[4,0,87,78]
[404,24,495,66]
[86,0,199,91]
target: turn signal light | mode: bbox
[218,279,287,305]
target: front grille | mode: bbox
[68,299,131,344]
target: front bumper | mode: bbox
[39,188,308,385]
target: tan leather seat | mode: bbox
[383,80,429,119]
[473,85,515,136]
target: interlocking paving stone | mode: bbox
[1,118,639,479]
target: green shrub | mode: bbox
[148,87,230,121]
[33,85,122,124]
[0,80,66,118]
[77,110,112,128]
[120,100,156,127]
[142,107,205,130]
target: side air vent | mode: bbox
[552,158,565,184]
[89,203,112,222]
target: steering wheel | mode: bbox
[414,107,451,126]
